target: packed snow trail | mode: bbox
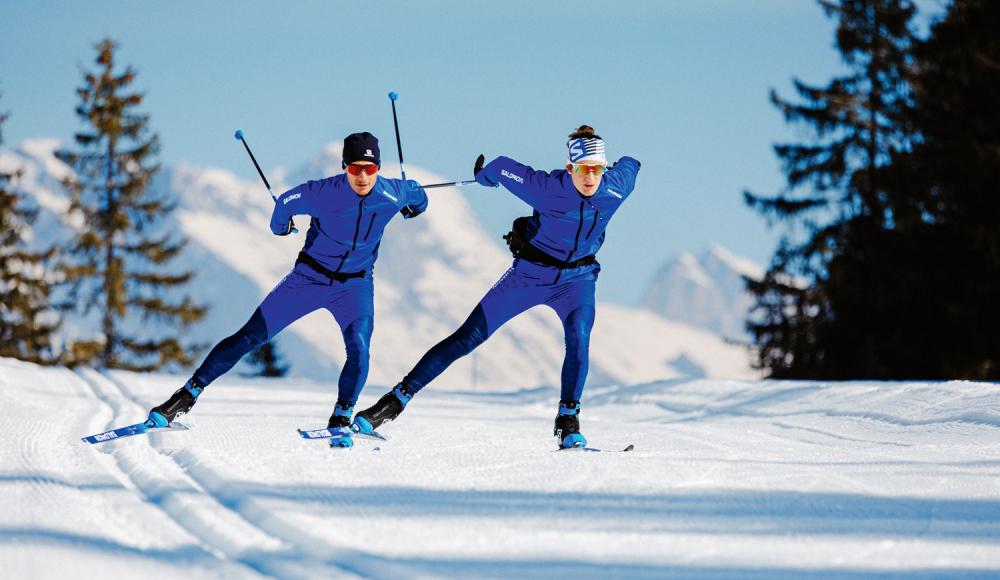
[2,357,999,578]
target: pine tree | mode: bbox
[874,0,1000,378]
[247,341,290,378]
[744,0,918,378]
[0,97,61,364]
[57,38,206,371]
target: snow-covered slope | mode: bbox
[641,245,765,342]
[2,139,754,387]
[3,356,999,578]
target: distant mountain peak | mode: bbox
[704,243,765,280]
[642,244,762,341]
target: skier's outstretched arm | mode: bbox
[602,156,642,198]
[474,155,561,211]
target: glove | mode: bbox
[473,154,498,187]
[274,218,295,236]
[399,179,427,219]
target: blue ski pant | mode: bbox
[192,263,374,406]
[402,259,598,401]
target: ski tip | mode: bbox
[388,91,398,101]
[234,129,244,140]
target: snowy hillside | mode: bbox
[642,245,765,342]
[3,356,999,578]
[1,139,755,388]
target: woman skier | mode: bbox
[146,132,428,447]
[352,125,640,448]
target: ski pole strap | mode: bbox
[296,252,365,283]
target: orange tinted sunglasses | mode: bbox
[571,164,606,176]
[346,163,379,176]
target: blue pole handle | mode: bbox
[388,91,398,101]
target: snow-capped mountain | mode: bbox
[2,139,756,387]
[641,245,765,342]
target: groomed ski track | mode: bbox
[1,357,999,578]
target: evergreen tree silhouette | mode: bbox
[247,341,290,378]
[871,0,1000,378]
[744,0,918,378]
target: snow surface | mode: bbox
[2,356,999,578]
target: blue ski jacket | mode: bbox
[474,155,640,264]
[270,175,428,274]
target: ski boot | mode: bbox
[327,401,354,448]
[147,378,204,428]
[352,383,413,435]
[554,400,587,449]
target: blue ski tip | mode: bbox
[234,129,244,140]
[388,91,398,101]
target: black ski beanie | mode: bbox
[342,132,380,168]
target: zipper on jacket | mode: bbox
[350,199,366,250]
[555,200,586,284]
[585,202,600,239]
[335,198,366,273]
[363,213,377,240]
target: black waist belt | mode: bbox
[514,240,597,270]
[296,252,365,283]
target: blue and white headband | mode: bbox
[567,137,607,165]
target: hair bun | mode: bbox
[568,125,601,140]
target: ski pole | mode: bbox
[388,91,406,180]
[234,129,297,233]
[422,180,477,189]
[386,94,477,192]
[388,91,423,215]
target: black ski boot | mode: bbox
[147,378,204,427]
[352,383,413,435]
[554,400,587,448]
[327,401,354,429]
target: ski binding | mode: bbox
[297,426,388,442]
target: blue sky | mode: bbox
[1,0,857,305]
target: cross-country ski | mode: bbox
[81,420,189,445]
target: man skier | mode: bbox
[146,132,428,447]
[352,125,640,448]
